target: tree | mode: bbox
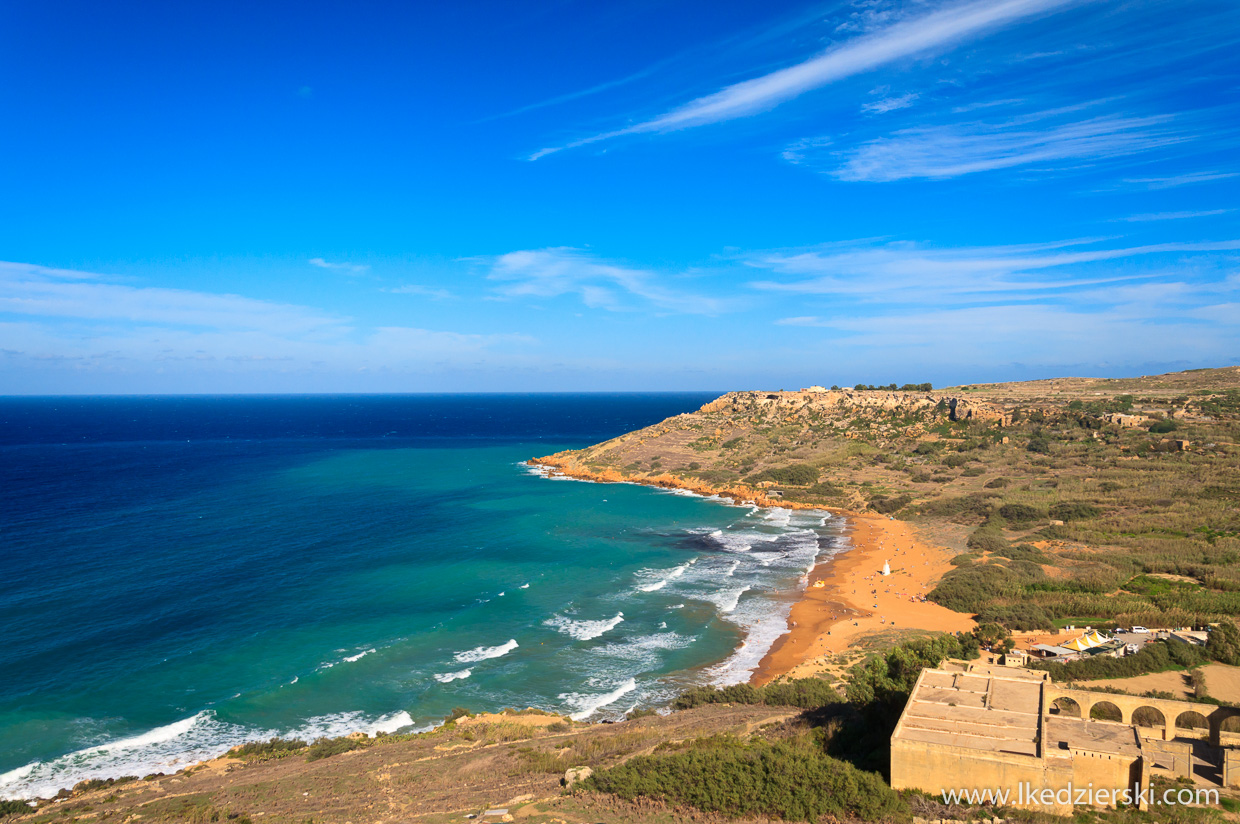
[974,622,1010,648]
[1208,621,1240,666]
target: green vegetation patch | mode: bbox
[585,736,908,823]
[746,463,819,486]
[672,677,841,711]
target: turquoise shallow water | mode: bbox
[0,395,843,799]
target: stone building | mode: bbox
[891,662,1240,813]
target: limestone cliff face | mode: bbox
[701,389,1009,426]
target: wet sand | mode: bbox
[751,514,976,684]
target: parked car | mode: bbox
[1131,626,1150,633]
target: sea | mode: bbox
[0,394,844,800]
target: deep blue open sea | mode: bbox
[0,394,843,799]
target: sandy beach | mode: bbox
[751,514,976,684]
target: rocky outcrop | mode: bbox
[702,389,1008,426]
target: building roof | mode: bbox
[893,668,1042,756]
[1032,643,1075,656]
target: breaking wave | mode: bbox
[0,709,416,801]
[453,639,519,663]
[544,612,625,641]
[433,669,472,683]
[634,560,695,592]
[561,678,638,721]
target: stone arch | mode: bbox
[1220,716,1240,733]
[1176,710,1209,731]
[1090,700,1124,722]
[1050,696,1082,717]
[1132,706,1166,728]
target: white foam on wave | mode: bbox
[544,611,624,641]
[454,639,519,663]
[589,632,696,670]
[703,585,751,614]
[0,708,417,801]
[692,526,781,555]
[762,508,792,527]
[519,583,530,589]
[561,678,638,721]
[648,505,838,687]
[343,648,376,663]
[433,669,472,683]
[634,560,695,592]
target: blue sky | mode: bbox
[1,0,1237,393]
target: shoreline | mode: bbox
[751,514,976,684]
[527,456,977,686]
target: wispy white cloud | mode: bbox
[530,0,1078,158]
[800,304,1237,359]
[1122,171,1240,189]
[0,261,533,382]
[819,111,1191,181]
[862,92,918,114]
[482,247,730,314]
[309,257,370,274]
[1116,209,1233,222]
[0,261,343,334]
[746,238,1240,302]
[386,284,456,299]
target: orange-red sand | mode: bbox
[751,514,975,684]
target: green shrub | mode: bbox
[983,477,1010,488]
[586,737,907,823]
[305,736,366,761]
[870,494,912,514]
[809,481,842,497]
[1027,437,1051,454]
[1048,502,1101,521]
[943,454,969,468]
[927,564,1020,613]
[998,503,1046,525]
[993,543,1048,563]
[961,466,985,477]
[966,525,1008,553]
[672,683,760,710]
[0,800,32,817]
[759,678,843,709]
[1149,420,1179,434]
[672,678,840,711]
[748,464,819,486]
[625,708,658,720]
[1207,620,1240,666]
[227,738,307,758]
[976,603,1054,630]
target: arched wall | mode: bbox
[1046,686,1240,744]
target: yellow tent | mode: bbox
[1062,630,1108,651]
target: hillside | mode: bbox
[0,705,805,824]
[536,367,1240,631]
